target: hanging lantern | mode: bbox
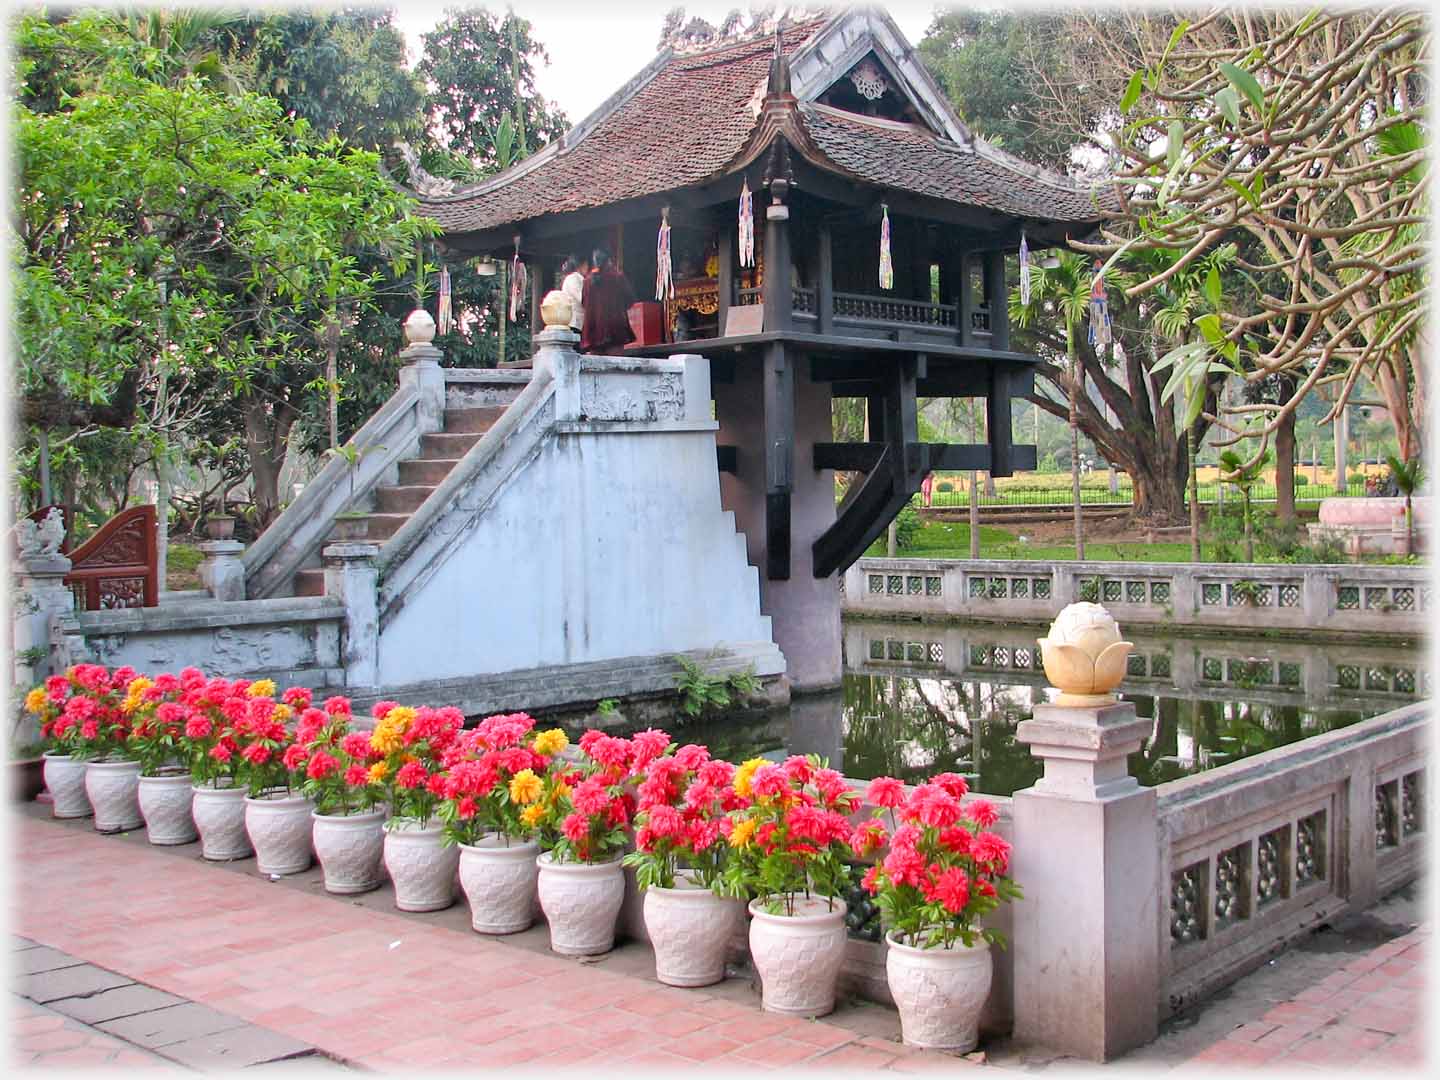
[509,237,527,322]
[1019,231,1031,307]
[656,207,673,302]
[476,256,498,277]
[738,178,755,269]
[878,204,894,290]
[437,266,453,336]
[1088,258,1112,353]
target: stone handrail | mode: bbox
[242,383,427,600]
[1155,701,1428,1016]
[843,557,1428,637]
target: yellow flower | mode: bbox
[733,757,769,799]
[532,728,568,756]
[24,688,46,714]
[127,676,153,696]
[248,679,276,698]
[273,704,293,722]
[369,723,404,757]
[729,817,758,848]
[520,804,547,828]
[386,706,418,732]
[367,761,390,783]
[509,769,543,805]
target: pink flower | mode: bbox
[972,831,1011,871]
[931,772,970,799]
[630,728,672,770]
[572,778,610,815]
[282,686,312,708]
[396,761,427,789]
[341,732,373,760]
[307,750,339,780]
[688,818,721,852]
[282,744,308,770]
[813,767,848,805]
[866,776,906,809]
[781,755,813,784]
[751,764,788,798]
[323,696,352,716]
[926,866,971,914]
[675,743,710,771]
[587,734,632,769]
[344,764,369,786]
[184,715,213,740]
[241,743,271,766]
[964,800,1000,828]
[457,796,477,819]
[883,846,926,888]
[372,700,400,720]
[426,774,448,798]
[912,785,961,829]
[697,759,735,788]
[861,864,882,894]
[153,673,180,693]
[852,819,887,856]
[561,812,589,844]
[45,675,69,702]
[209,743,232,763]
[646,804,685,838]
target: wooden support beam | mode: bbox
[958,253,976,348]
[717,221,734,337]
[814,441,993,472]
[762,201,793,333]
[763,341,793,580]
[817,224,834,335]
[987,365,1015,477]
[984,250,1010,353]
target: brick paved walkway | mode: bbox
[9,812,965,1072]
[1178,923,1427,1070]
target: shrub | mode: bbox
[892,506,923,550]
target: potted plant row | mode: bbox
[24,664,1023,1050]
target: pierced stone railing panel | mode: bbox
[1156,702,1427,1017]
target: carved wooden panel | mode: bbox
[65,505,158,611]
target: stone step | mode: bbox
[398,458,462,486]
[353,513,410,542]
[443,407,506,435]
[373,484,436,514]
[293,569,325,597]
[420,432,482,459]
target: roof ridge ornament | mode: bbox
[767,25,792,96]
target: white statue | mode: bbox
[16,506,65,558]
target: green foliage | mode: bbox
[891,506,923,550]
[673,658,758,719]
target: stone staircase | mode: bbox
[291,405,506,596]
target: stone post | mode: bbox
[12,552,75,700]
[534,290,582,413]
[323,542,380,691]
[1011,603,1161,1062]
[196,540,246,601]
[397,309,447,436]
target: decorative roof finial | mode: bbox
[767,25,791,97]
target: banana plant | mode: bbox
[1386,454,1423,554]
[1217,448,1269,562]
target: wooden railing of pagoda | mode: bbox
[64,505,159,611]
[727,286,995,347]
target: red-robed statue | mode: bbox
[580,248,636,353]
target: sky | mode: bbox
[393,2,940,126]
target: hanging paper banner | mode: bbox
[1088,258,1112,352]
[878,204,894,290]
[738,179,755,269]
[509,240,527,323]
[1019,231,1031,307]
[656,208,673,302]
[437,266,453,336]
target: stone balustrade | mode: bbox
[843,557,1427,637]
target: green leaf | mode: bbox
[1204,266,1223,309]
[1166,118,1183,171]
[1219,62,1264,113]
[1121,70,1144,114]
[1215,86,1241,128]
[1224,177,1259,209]
[1183,375,1207,428]
[1195,312,1224,346]
[1163,20,1190,63]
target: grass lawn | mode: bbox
[865,521,1191,562]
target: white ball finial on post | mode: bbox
[540,289,574,331]
[403,309,437,345]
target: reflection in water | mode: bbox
[573,622,1422,799]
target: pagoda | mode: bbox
[412,7,1106,690]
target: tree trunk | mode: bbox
[242,396,298,528]
[1275,397,1297,524]
[1188,426,1201,561]
[1242,490,1254,562]
[969,472,980,557]
[1068,324,1084,560]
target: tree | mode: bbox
[917,9,1090,171]
[1081,9,1428,468]
[1217,449,1269,562]
[1387,454,1422,554]
[417,8,566,172]
[15,14,432,527]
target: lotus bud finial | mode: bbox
[403,308,436,345]
[540,289,573,330]
[1038,602,1134,706]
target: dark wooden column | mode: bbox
[984,250,1010,352]
[717,222,734,336]
[987,366,1015,477]
[761,184,793,333]
[529,259,545,335]
[817,224,834,335]
[958,252,976,347]
[763,341,794,579]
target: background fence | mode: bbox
[921,478,1368,510]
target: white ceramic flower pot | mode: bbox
[885,931,992,1051]
[244,791,313,875]
[536,851,625,956]
[384,819,458,912]
[192,783,252,860]
[137,770,197,845]
[312,809,386,894]
[748,896,848,1017]
[84,759,143,833]
[42,752,91,819]
[459,835,540,934]
[643,874,745,987]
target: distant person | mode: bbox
[580,248,636,353]
[920,471,935,508]
[559,253,590,335]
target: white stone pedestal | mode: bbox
[323,542,381,690]
[197,540,246,601]
[1011,700,1160,1062]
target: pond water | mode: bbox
[611,619,1427,797]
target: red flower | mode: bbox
[675,743,710,771]
[972,831,1011,872]
[209,743,232,763]
[372,700,400,720]
[282,686,312,708]
[343,764,369,786]
[964,800,1000,828]
[647,804,684,838]
[561,812,589,844]
[281,744,308,770]
[852,819,887,857]
[866,776,906,809]
[323,696,352,716]
[307,750,339,780]
[572,778,610,815]
[457,796,477,819]
[926,866,971,914]
[396,761,427,789]
[241,743,271,766]
[861,864,882,894]
[931,772,970,799]
[341,732,373,760]
[184,716,213,740]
